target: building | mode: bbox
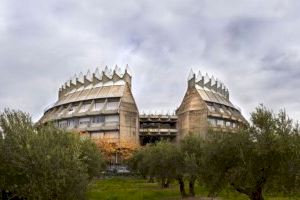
[176,70,246,139]
[139,113,177,145]
[39,66,246,148]
[39,65,139,147]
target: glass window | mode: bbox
[79,103,90,113]
[232,122,237,128]
[225,121,231,127]
[79,117,90,127]
[67,119,76,127]
[217,119,224,126]
[106,100,119,110]
[105,115,119,122]
[92,102,104,111]
[208,118,217,126]
[58,120,67,128]
[92,116,105,123]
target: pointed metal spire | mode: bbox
[114,65,122,76]
[66,79,71,87]
[104,65,113,78]
[204,73,210,84]
[197,70,202,79]
[114,64,119,71]
[86,69,92,81]
[188,69,195,81]
[78,72,84,83]
[71,74,77,85]
[211,75,216,85]
[95,67,102,80]
[125,64,132,76]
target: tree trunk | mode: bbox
[161,177,166,188]
[177,176,187,198]
[249,187,264,200]
[164,178,170,188]
[148,176,154,183]
[188,177,196,197]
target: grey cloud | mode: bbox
[1,0,300,121]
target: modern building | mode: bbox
[39,66,246,147]
[176,70,246,139]
[139,113,177,145]
[39,65,139,146]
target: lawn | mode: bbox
[86,177,299,200]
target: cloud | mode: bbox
[0,0,300,122]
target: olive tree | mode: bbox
[201,105,300,200]
[179,135,204,197]
[0,109,105,200]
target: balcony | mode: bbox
[139,128,177,136]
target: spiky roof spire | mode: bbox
[59,65,133,97]
[187,68,229,99]
[188,69,194,80]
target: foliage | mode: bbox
[129,138,204,197]
[0,109,105,200]
[129,141,182,188]
[95,138,138,163]
[201,105,300,200]
[179,135,204,196]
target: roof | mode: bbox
[53,84,125,107]
[195,84,235,108]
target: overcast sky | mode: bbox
[1,0,300,122]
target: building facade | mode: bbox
[176,70,246,139]
[39,66,139,146]
[139,114,177,145]
[39,67,246,147]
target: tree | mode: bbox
[129,141,182,188]
[179,135,204,197]
[202,105,300,200]
[0,109,105,200]
[95,138,138,164]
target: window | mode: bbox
[79,103,90,113]
[208,118,217,126]
[58,120,67,128]
[67,119,76,128]
[232,122,237,128]
[92,116,105,123]
[79,117,90,127]
[105,115,119,122]
[217,119,224,126]
[225,121,231,127]
[92,102,104,111]
[106,100,119,110]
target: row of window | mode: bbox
[58,115,119,128]
[206,103,240,116]
[56,99,120,117]
[208,118,237,128]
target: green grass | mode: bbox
[86,177,300,200]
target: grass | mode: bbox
[86,177,300,200]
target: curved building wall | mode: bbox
[39,66,139,146]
